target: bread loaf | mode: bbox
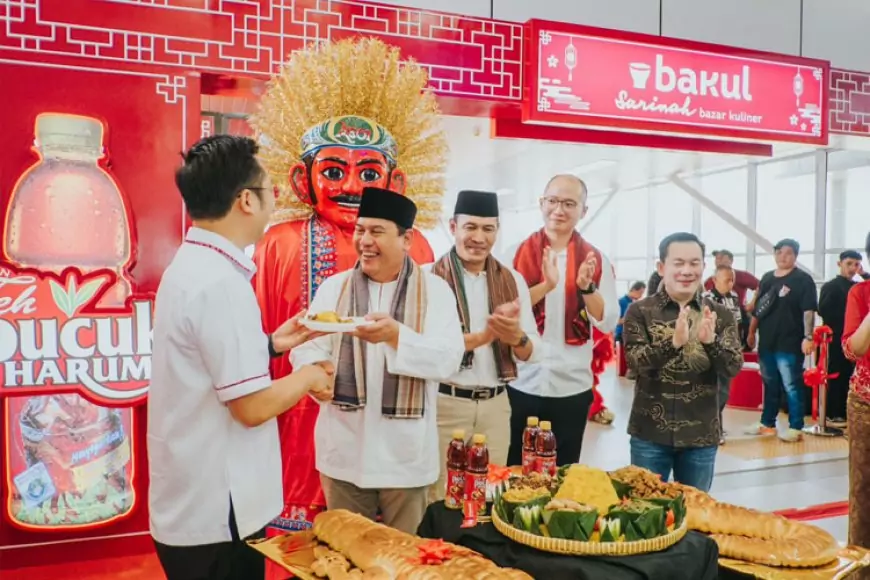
[672,483,840,567]
[312,510,533,579]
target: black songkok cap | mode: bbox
[358,187,417,230]
[454,190,499,218]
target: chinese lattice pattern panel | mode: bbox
[0,0,523,101]
[830,70,870,135]
[2,0,870,136]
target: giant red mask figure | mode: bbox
[289,116,407,231]
[248,38,445,547]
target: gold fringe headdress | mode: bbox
[250,37,448,229]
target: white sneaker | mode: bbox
[778,428,802,443]
[744,423,777,436]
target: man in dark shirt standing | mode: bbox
[623,232,742,492]
[818,250,863,425]
[747,239,817,443]
[703,249,759,308]
[704,264,746,444]
[616,281,647,343]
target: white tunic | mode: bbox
[148,228,282,546]
[505,245,620,398]
[291,269,464,489]
[426,264,543,388]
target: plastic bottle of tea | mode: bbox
[464,433,489,516]
[535,421,557,477]
[444,429,467,509]
[521,416,540,475]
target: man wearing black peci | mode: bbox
[819,249,864,425]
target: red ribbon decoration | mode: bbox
[487,464,512,485]
[802,325,839,420]
[412,539,454,565]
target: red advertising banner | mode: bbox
[524,20,830,145]
[0,262,153,407]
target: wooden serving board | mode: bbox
[248,533,320,580]
[719,546,870,579]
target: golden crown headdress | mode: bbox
[250,37,448,229]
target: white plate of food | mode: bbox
[301,312,373,333]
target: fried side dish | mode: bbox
[610,466,839,568]
[308,311,352,323]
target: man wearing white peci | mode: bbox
[291,187,464,534]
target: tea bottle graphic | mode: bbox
[3,113,136,529]
[5,113,131,302]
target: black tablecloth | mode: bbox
[417,503,719,580]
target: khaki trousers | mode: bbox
[319,474,428,535]
[428,389,511,503]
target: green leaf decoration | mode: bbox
[72,279,105,313]
[49,279,75,318]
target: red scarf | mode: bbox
[513,229,602,345]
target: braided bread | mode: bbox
[312,509,533,579]
[672,483,840,568]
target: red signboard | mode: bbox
[524,20,830,145]
[0,262,153,407]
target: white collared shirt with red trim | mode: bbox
[148,227,282,546]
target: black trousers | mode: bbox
[827,343,854,420]
[506,387,595,467]
[153,503,266,580]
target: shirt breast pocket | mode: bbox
[385,418,425,465]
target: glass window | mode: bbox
[650,183,693,246]
[825,252,841,280]
[703,254,747,281]
[611,189,648,259]
[582,196,615,258]
[825,151,870,251]
[754,252,776,276]
[755,158,816,253]
[697,168,748,253]
[614,259,651,285]
[497,208,542,259]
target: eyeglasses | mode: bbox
[540,196,579,210]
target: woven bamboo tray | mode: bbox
[492,508,688,556]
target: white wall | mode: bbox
[365,0,870,71]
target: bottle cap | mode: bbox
[452,429,466,440]
[35,113,104,158]
[540,421,552,430]
[527,416,539,427]
[472,433,486,444]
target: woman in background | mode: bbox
[841,232,870,570]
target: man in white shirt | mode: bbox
[428,190,540,501]
[507,174,619,466]
[148,135,334,580]
[291,187,464,534]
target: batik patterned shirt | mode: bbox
[623,290,743,448]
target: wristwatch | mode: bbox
[579,282,597,295]
[511,333,530,348]
[268,334,282,359]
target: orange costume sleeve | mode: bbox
[252,219,433,531]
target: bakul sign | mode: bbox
[524,19,830,145]
[0,261,152,406]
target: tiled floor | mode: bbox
[3,367,853,578]
[587,369,850,542]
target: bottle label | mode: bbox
[444,468,465,509]
[521,449,537,475]
[537,455,557,477]
[464,472,488,516]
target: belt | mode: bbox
[438,384,506,401]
